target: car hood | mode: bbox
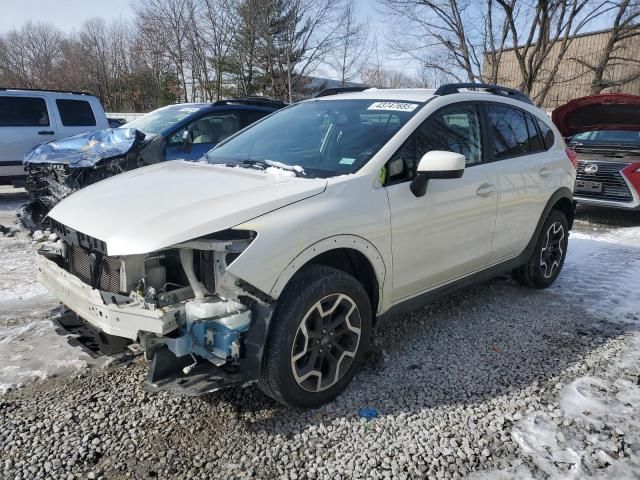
[552,94,640,137]
[48,161,327,255]
[24,128,146,168]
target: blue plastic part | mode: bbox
[23,128,143,168]
[164,315,250,363]
[358,407,378,419]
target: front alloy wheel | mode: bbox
[291,294,362,392]
[259,265,372,408]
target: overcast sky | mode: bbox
[0,0,134,33]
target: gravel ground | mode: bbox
[1,192,639,480]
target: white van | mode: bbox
[0,88,109,186]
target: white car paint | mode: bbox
[48,160,327,256]
[0,89,108,184]
[40,87,575,355]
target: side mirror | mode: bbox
[410,151,465,197]
[181,130,194,145]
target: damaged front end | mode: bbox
[37,222,274,395]
[22,129,151,228]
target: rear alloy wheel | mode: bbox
[259,265,372,408]
[514,209,569,289]
[539,221,565,279]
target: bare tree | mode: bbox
[569,0,640,93]
[135,0,195,101]
[329,0,373,86]
[379,0,511,83]
[379,0,612,106]
[0,22,65,89]
[268,0,345,101]
[496,0,611,105]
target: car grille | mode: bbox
[70,245,121,293]
[576,161,633,202]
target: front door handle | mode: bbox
[476,183,496,197]
[539,167,552,177]
[38,130,55,135]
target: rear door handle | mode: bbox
[539,167,552,177]
[38,130,55,135]
[476,183,496,197]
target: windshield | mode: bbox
[124,105,203,135]
[570,129,640,146]
[205,99,422,177]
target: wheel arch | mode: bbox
[270,235,387,317]
[524,187,574,255]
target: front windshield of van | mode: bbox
[205,99,422,178]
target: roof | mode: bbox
[0,87,96,98]
[314,88,437,103]
[312,85,534,105]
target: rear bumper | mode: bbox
[574,195,640,210]
[36,253,182,340]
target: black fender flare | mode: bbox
[523,187,574,256]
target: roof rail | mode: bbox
[0,87,93,96]
[434,83,533,105]
[314,86,369,98]
[212,97,287,109]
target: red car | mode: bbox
[553,94,640,210]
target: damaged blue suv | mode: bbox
[22,97,286,224]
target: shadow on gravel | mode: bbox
[200,273,634,435]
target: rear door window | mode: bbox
[56,99,96,126]
[169,112,241,145]
[0,96,50,127]
[487,105,530,159]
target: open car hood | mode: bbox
[47,160,327,256]
[24,128,146,168]
[552,94,640,137]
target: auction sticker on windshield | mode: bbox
[367,102,419,112]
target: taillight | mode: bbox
[622,162,640,195]
[565,148,579,169]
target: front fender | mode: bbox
[269,235,388,313]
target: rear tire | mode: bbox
[514,209,569,289]
[258,265,372,408]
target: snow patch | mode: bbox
[0,219,91,394]
[504,226,640,479]
[0,318,90,393]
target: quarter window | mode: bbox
[525,113,544,152]
[487,105,530,159]
[0,96,49,127]
[56,99,96,126]
[537,118,555,150]
[387,104,483,183]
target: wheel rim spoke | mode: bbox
[290,293,362,392]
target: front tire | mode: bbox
[514,209,569,289]
[259,265,372,408]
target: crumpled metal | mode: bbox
[23,128,146,168]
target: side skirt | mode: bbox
[377,253,529,325]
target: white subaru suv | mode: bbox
[36,84,576,408]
